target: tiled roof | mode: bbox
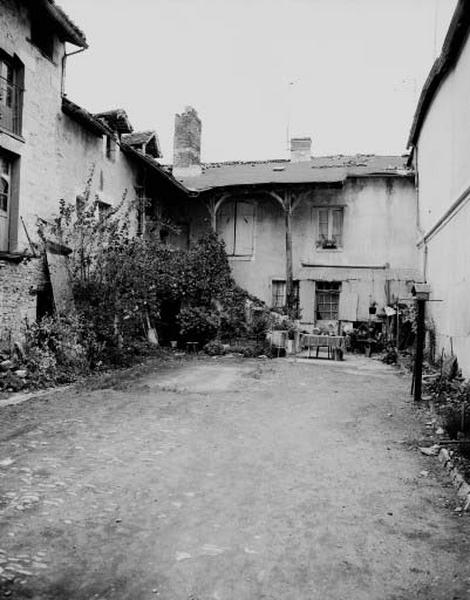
[408,0,470,148]
[176,155,413,192]
[94,109,133,134]
[121,131,162,158]
[62,97,111,136]
[45,1,87,48]
[120,144,190,195]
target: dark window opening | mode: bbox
[105,135,117,162]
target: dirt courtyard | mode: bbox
[1,355,470,600]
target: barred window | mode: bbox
[316,281,341,320]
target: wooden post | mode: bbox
[285,193,294,314]
[413,298,426,403]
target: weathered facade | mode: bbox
[408,0,470,375]
[172,108,420,331]
[0,0,185,342]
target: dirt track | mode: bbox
[1,355,470,599]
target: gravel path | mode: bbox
[0,355,469,599]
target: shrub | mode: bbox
[177,306,219,345]
[203,340,226,356]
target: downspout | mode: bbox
[61,46,86,97]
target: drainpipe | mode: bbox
[61,47,86,97]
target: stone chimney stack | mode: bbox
[290,137,312,162]
[173,106,202,178]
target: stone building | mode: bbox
[170,107,420,331]
[0,0,185,343]
[407,0,470,375]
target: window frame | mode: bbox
[271,279,299,310]
[315,206,344,250]
[0,150,20,253]
[0,50,24,137]
[315,281,341,321]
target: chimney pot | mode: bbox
[290,137,312,162]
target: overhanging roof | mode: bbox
[43,0,88,48]
[62,97,111,136]
[175,155,413,193]
[121,144,191,196]
[122,131,162,158]
[407,0,470,148]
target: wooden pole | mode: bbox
[414,298,426,403]
[285,193,294,314]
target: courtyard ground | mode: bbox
[0,355,470,600]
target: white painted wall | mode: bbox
[415,30,470,375]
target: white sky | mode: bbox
[59,0,457,163]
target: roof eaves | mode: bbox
[45,1,88,48]
[407,0,470,148]
[62,97,110,136]
[120,144,191,196]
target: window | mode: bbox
[216,200,255,257]
[316,207,343,249]
[272,280,299,310]
[316,281,341,320]
[0,154,11,251]
[105,135,117,162]
[0,53,23,135]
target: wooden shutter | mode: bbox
[216,201,235,255]
[339,291,358,321]
[299,280,316,323]
[332,209,343,246]
[234,201,254,256]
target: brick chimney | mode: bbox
[290,137,312,162]
[173,106,202,178]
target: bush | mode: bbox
[203,340,226,356]
[23,314,95,384]
[177,306,219,345]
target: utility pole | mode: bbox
[411,284,431,403]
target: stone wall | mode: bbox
[0,256,45,347]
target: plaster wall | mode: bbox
[57,114,139,229]
[0,0,65,250]
[201,177,418,323]
[416,31,470,375]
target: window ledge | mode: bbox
[315,248,343,253]
[228,255,255,262]
[0,128,25,143]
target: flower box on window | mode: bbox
[316,237,338,250]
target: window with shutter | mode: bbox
[216,200,255,257]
